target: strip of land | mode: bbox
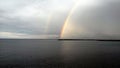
[58,39,120,41]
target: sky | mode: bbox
[0,0,120,39]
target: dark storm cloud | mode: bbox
[66,0,120,39]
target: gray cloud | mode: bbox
[0,0,75,39]
[63,0,120,39]
[0,0,120,39]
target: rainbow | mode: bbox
[45,12,53,34]
[44,0,55,36]
[60,0,80,39]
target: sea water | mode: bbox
[0,39,120,68]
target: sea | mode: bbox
[0,39,120,68]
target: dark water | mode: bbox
[0,39,120,68]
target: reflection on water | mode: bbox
[61,41,120,66]
[61,41,78,62]
[0,39,120,67]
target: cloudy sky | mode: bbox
[0,0,120,39]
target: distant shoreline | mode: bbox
[0,39,120,41]
[58,39,120,41]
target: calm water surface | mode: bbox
[0,39,120,68]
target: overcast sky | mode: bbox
[0,0,120,39]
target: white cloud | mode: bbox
[0,32,58,39]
